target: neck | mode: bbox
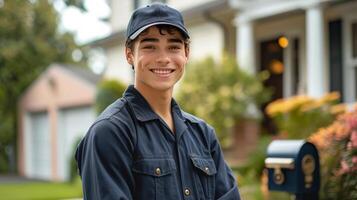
[135,84,173,118]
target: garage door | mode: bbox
[30,112,51,180]
[57,106,96,181]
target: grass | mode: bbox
[0,179,82,200]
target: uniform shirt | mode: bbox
[75,85,241,200]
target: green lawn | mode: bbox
[0,179,82,200]
[0,176,291,200]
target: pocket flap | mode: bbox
[190,156,217,176]
[132,158,176,177]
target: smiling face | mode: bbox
[125,25,189,94]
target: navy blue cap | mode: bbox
[126,3,189,41]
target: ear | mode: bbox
[184,47,190,63]
[125,47,134,65]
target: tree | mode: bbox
[0,0,86,172]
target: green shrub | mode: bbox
[176,55,271,146]
[69,137,83,183]
[95,79,127,114]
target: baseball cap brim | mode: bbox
[129,22,190,40]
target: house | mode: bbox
[88,0,357,164]
[93,0,357,104]
[17,64,100,181]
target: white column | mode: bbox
[306,4,326,97]
[235,16,256,74]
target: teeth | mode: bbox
[152,69,173,74]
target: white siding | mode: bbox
[110,0,132,32]
[188,22,223,61]
[104,45,134,84]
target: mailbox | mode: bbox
[265,140,320,199]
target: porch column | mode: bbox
[306,3,326,97]
[235,16,256,74]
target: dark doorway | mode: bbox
[328,19,344,102]
[260,38,284,134]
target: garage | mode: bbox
[57,106,96,181]
[29,112,51,180]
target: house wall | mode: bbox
[109,0,132,33]
[189,22,224,61]
[103,44,133,83]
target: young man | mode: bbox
[75,3,241,200]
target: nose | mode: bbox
[156,50,170,66]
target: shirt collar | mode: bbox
[123,85,186,122]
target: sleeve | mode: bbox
[75,119,136,200]
[208,126,241,200]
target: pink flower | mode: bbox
[352,156,357,164]
[338,160,350,175]
[351,130,357,148]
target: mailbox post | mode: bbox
[265,140,320,200]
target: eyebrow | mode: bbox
[168,38,184,44]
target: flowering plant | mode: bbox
[309,105,357,199]
[265,92,343,138]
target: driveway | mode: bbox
[0,174,47,184]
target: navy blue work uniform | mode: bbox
[75,85,241,200]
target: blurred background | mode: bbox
[0,0,357,199]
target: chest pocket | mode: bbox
[132,157,180,200]
[190,155,217,199]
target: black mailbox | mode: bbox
[265,140,320,199]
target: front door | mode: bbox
[260,38,284,133]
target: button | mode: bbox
[155,168,161,176]
[204,167,209,173]
[184,188,191,196]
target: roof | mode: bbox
[55,63,101,85]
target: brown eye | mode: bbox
[169,46,181,50]
[143,45,155,50]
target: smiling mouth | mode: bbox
[150,69,175,75]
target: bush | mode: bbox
[95,79,127,114]
[309,106,357,199]
[176,55,271,146]
[266,92,342,138]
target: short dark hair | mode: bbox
[125,24,190,51]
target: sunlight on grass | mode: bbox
[0,179,82,200]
